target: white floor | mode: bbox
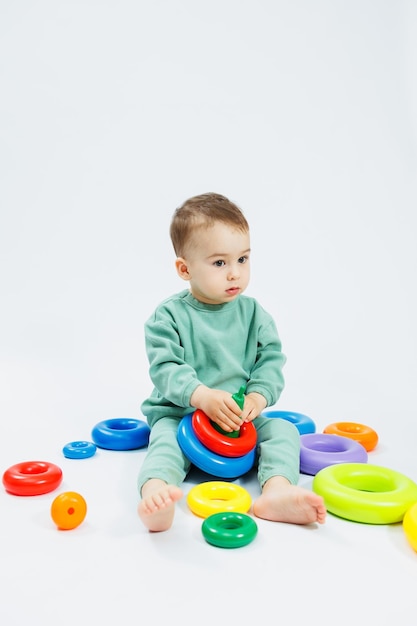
[1,412,417,626]
[1,2,417,625]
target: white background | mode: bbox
[1,1,416,625]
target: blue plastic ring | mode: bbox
[261,410,316,435]
[300,432,368,476]
[62,440,97,459]
[91,418,150,451]
[177,413,255,479]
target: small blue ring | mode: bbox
[261,410,316,435]
[177,413,255,479]
[91,418,150,451]
[62,440,97,459]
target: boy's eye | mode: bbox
[238,256,248,264]
[213,260,225,267]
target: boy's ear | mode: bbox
[175,257,191,280]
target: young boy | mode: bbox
[138,192,326,532]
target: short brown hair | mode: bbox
[170,192,249,256]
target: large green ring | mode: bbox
[313,463,417,524]
[201,512,258,548]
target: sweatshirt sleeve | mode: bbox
[144,308,202,408]
[245,314,286,407]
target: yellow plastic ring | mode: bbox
[313,463,417,524]
[403,502,417,552]
[187,481,252,519]
[323,422,378,452]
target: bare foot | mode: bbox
[253,476,326,525]
[138,479,183,532]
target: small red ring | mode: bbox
[2,461,63,496]
[192,409,257,457]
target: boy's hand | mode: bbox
[190,385,243,433]
[190,386,267,433]
[240,392,267,423]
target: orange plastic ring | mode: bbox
[51,491,87,530]
[323,422,378,451]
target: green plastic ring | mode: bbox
[313,462,417,524]
[201,512,258,548]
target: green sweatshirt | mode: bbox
[141,289,286,427]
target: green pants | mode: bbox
[137,415,300,495]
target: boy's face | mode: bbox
[176,222,250,305]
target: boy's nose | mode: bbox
[227,265,239,280]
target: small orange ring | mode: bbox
[51,491,87,530]
[323,422,378,451]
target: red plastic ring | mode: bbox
[2,461,63,496]
[192,409,257,457]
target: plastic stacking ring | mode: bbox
[202,512,258,548]
[187,481,252,518]
[261,410,316,435]
[323,422,378,452]
[62,441,97,459]
[403,503,417,552]
[313,463,417,524]
[178,414,255,479]
[300,433,368,476]
[2,461,63,496]
[51,491,87,530]
[192,409,257,457]
[91,418,150,450]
